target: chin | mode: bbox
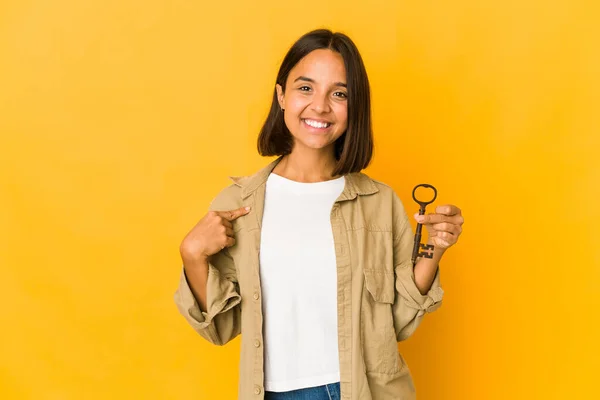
[299,139,337,151]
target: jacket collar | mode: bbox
[228,155,379,201]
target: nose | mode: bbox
[311,91,331,114]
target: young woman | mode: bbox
[175,29,464,400]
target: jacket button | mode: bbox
[254,386,262,395]
[254,339,261,348]
[253,292,259,300]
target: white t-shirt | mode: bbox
[259,171,345,392]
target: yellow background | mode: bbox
[1,0,598,398]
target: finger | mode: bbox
[416,213,451,224]
[428,237,446,248]
[434,230,455,241]
[218,206,251,221]
[224,236,236,248]
[431,222,461,235]
[419,212,464,226]
[435,204,461,216]
[436,238,451,247]
[225,226,234,237]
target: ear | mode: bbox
[276,84,285,110]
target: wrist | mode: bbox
[182,253,209,269]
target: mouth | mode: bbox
[302,118,333,131]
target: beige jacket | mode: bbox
[174,156,444,399]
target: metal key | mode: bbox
[411,184,438,267]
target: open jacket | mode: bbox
[174,156,444,399]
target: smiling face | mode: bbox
[276,49,348,154]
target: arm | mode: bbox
[414,237,446,295]
[174,247,242,346]
[173,194,245,346]
[182,256,210,312]
[390,191,444,342]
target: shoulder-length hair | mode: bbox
[257,29,374,176]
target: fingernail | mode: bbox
[245,206,251,211]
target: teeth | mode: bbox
[304,119,330,128]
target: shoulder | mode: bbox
[358,172,402,201]
[358,173,409,217]
[349,173,410,231]
[208,183,244,212]
[370,177,395,194]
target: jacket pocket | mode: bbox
[364,269,395,304]
[361,269,404,376]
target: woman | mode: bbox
[175,29,464,400]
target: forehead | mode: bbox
[288,49,347,82]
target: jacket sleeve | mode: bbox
[173,197,242,346]
[390,191,444,342]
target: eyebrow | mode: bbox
[293,76,347,88]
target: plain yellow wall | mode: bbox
[1,0,598,399]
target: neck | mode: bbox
[274,150,339,183]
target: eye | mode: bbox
[299,86,311,92]
[334,92,347,99]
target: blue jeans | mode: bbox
[264,382,341,400]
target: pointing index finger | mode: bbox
[219,206,251,221]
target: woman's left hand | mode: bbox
[414,204,464,250]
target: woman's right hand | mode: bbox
[180,206,251,262]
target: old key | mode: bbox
[411,184,438,267]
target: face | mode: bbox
[276,49,348,154]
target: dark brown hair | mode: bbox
[257,29,374,175]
